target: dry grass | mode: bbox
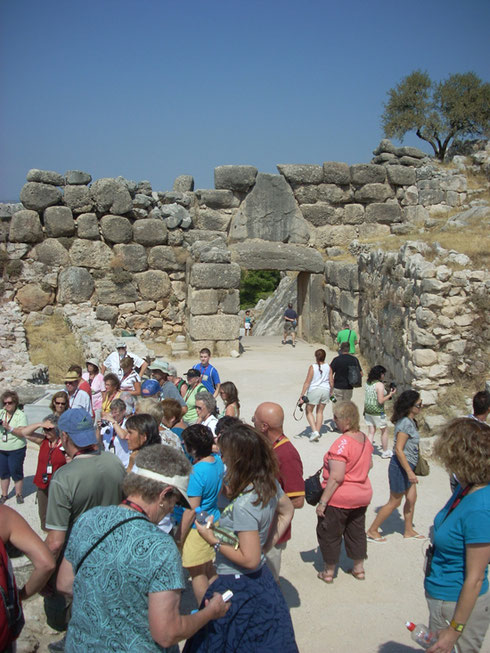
[24,315,83,384]
[327,253,357,263]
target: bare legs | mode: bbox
[367,486,420,540]
[367,425,390,455]
[306,403,326,441]
[188,561,216,605]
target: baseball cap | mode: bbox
[148,359,170,374]
[141,379,161,397]
[58,408,97,447]
[185,369,201,379]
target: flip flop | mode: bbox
[404,534,427,540]
[366,534,387,543]
[348,569,365,581]
[317,571,334,584]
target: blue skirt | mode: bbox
[388,455,416,494]
[183,565,299,653]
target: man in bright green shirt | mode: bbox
[336,325,358,354]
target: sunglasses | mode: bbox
[3,400,14,405]
[65,381,77,386]
[55,401,67,406]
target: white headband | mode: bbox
[132,465,189,500]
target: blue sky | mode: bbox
[1,0,489,201]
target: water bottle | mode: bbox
[330,395,337,403]
[406,621,455,651]
[195,507,239,549]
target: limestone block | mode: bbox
[20,182,62,211]
[161,204,190,229]
[315,225,356,248]
[69,239,114,269]
[147,246,185,271]
[194,208,231,231]
[373,153,396,164]
[189,314,240,341]
[454,314,473,327]
[126,314,149,330]
[100,215,132,244]
[149,318,163,328]
[410,326,437,347]
[325,261,358,291]
[44,206,75,237]
[135,270,171,300]
[344,204,365,224]
[96,304,118,325]
[277,164,323,185]
[440,175,467,192]
[419,189,445,206]
[173,175,194,192]
[293,185,318,204]
[133,194,154,210]
[428,364,448,378]
[230,241,324,273]
[359,223,391,238]
[90,178,133,214]
[420,390,438,408]
[189,289,219,315]
[190,262,241,289]
[413,349,437,366]
[301,203,339,226]
[354,183,394,202]
[420,293,445,308]
[9,210,43,243]
[350,164,386,185]
[26,169,64,185]
[365,203,402,224]
[34,239,70,266]
[324,284,340,307]
[403,206,428,225]
[95,278,139,304]
[135,301,156,313]
[317,184,351,204]
[214,165,258,191]
[65,170,92,185]
[113,243,148,272]
[220,289,240,314]
[436,266,452,282]
[76,213,100,240]
[445,340,466,355]
[58,266,95,303]
[399,156,425,167]
[119,303,136,312]
[184,231,227,246]
[133,219,168,246]
[322,161,350,185]
[199,245,232,264]
[420,277,446,293]
[16,283,52,311]
[195,190,239,209]
[386,166,416,186]
[373,139,398,155]
[396,146,426,159]
[415,307,437,328]
[63,185,94,213]
[339,291,358,318]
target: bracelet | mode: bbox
[213,540,222,553]
[449,619,465,633]
[318,501,327,507]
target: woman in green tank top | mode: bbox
[363,366,396,458]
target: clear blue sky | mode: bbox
[1,0,489,201]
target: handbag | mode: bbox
[347,364,362,388]
[414,448,430,476]
[304,468,323,506]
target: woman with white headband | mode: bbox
[56,444,229,652]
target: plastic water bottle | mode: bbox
[195,507,212,527]
[406,622,437,649]
[195,507,239,548]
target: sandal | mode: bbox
[0,496,7,504]
[348,569,365,581]
[317,571,334,584]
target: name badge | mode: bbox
[46,464,53,474]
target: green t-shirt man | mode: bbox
[336,328,357,354]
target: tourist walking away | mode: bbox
[336,323,358,353]
[367,390,425,542]
[219,381,240,418]
[56,444,229,652]
[193,349,221,397]
[148,359,187,409]
[299,348,334,442]
[183,423,298,652]
[316,401,373,583]
[63,370,92,414]
[44,408,126,649]
[330,342,363,402]
[0,390,28,504]
[363,365,396,458]
[178,425,224,604]
[253,403,305,581]
[183,370,206,425]
[424,418,490,653]
[243,309,253,336]
[282,302,298,347]
[101,341,148,377]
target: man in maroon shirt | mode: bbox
[253,402,305,581]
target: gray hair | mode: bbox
[195,391,216,414]
[110,398,127,413]
[135,397,164,424]
[123,444,192,502]
[43,414,60,437]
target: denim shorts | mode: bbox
[388,455,415,494]
[0,446,27,482]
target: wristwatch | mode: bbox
[213,540,222,553]
[449,619,465,633]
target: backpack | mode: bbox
[0,538,24,650]
[347,363,362,388]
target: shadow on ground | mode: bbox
[378,642,419,652]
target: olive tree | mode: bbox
[382,71,490,161]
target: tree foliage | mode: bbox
[240,269,281,309]
[382,71,490,161]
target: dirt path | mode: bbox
[13,335,489,652]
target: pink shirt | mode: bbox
[82,372,105,411]
[321,433,373,509]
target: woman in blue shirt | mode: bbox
[424,418,490,653]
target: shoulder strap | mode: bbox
[75,516,147,574]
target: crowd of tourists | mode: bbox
[0,333,489,653]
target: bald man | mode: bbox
[253,402,305,581]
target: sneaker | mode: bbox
[16,494,24,504]
[381,450,393,459]
[292,343,296,348]
[309,431,320,442]
[48,635,66,652]
[0,496,7,504]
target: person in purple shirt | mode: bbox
[193,349,220,398]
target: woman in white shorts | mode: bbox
[299,349,334,442]
[363,365,396,458]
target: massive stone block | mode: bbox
[44,206,75,237]
[214,165,258,192]
[76,213,100,240]
[95,278,139,304]
[195,190,239,209]
[325,261,359,291]
[189,289,219,315]
[26,169,65,186]
[350,164,386,185]
[229,173,306,243]
[220,289,240,314]
[173,175,194,192]
[58,266,95,303]
[277,164,323,185]
[317,184,351,204]
[20,182,63,211]
[230,241,324,272]
[194,208,231,232]
[300,203,340,226]
[343,204,365,224]
[113,243,148,272]
[63,185,94,213]
[9,210,43,243]
[65,170,92,185]
[135,270,172,300]
[69,239,113,269]
[16,283,52,311]
[100,215,132,244]
[34,239,70,266]
[339,290,359,318]
[386,166,416,186]
[148,246,186,271]
[365,203,402,224]
[90,178,132,214]
[354,183,394,203]
[322,162,350,185]
[190,262,241,289]
[189,315,240,341]
[132,219,168,246]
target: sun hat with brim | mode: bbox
[132,463,191,508]
[148,359,170,374]
[141,379,161,397]
[85,358,99,369]
[58,408,97,447]
[185,369,201,379]
[116,341,127,349]
[64,370,80,383]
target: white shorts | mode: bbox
[245,323,251,330]
[364,413,387,429]
[307,386,330,405]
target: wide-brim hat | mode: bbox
[116,341,127,349]
[58,408,97,447]
[64,370,80,383]
[148,359,170,374]
[85,358,99,369]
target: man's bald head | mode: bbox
[253,402,284,441]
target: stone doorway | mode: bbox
[297,271,324,343]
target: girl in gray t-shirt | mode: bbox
[366,390,426,543]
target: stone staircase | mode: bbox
[169,334,189,359]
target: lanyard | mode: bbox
[121,499,149,519]
[46,439,61,469]
[72,447,98,459]
[442,484,473,525]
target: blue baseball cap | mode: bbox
[58,408,97,447]
[141,379,161,397]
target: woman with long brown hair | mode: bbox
[183,423,298,653]
[219,381,240,418]
[299,348,334,442]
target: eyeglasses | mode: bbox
[3,400,14,405]
[55,401,67,406]
[414,403,423,408]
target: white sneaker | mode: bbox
[381,449,393,459]
[309,431,320,442]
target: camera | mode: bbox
[298,395,309,412]
[389,382,397,390]
[42,473,49,484]
[100,420,111,428]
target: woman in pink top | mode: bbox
[315,401,373,584]
[82,359,105,416]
